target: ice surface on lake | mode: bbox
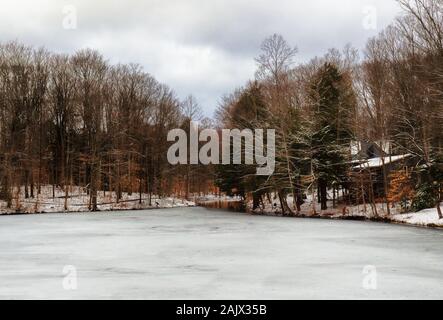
[0,207,442,299]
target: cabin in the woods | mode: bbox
[348,140,417,203]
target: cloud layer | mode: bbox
[0,0,403,116]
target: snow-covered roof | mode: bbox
[353,154,411,169]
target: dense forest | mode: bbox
[0,44,215,211]
[214,0,443,217]
[0,0,442,216]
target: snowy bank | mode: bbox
[0,185,195,215]
[391,206,443,228]
[248,194,443,229]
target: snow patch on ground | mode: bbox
[391,206,443,227]
[0,185,195,215]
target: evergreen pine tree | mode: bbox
[309,63,355,210]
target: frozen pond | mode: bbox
[0,207,442,299]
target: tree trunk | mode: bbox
[1,163,12,208]
[24,169,29,199]
[368,170,378,217]
[277,191,286,215]
[332,186,336,209]
[30,169,34,198]
[437,201,442,220]
[381,157,391,215]
[139,178,142,205]
[252,192,260,210]
[64,182,69,211]
[90,156,98,212]
[294,178,303,213]
[117,159,121,202]
[319,177,327,210]
[278,191,294,216]
[128,154,132,196]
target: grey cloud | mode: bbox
[0,0,403,116]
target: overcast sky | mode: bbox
[0,0,404,116]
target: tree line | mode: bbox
[215,0,443,216]
[0,43,213,211]
[0,0,442,215]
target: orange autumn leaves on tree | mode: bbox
[387,170,415,206]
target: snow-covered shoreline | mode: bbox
[247,208,443,229]
[0,185,196,215]
[244,195,443,229]
[2,186,442,230]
